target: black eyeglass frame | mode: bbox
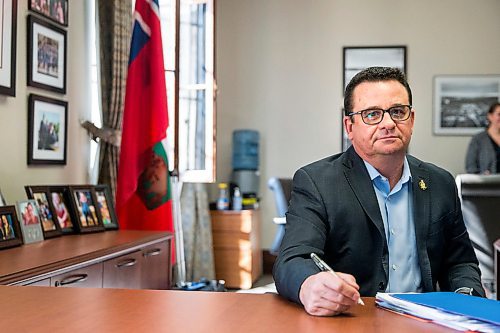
[348,105,413,125]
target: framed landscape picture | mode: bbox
[24,185,61,238]
[29,0,69,27]
[48,186,75,234]
[433,75,500,135]
[28,94,68,165]
[27,15,67,94]
[94,185,119,230]
[0,206,23,249]
[16,200,45,244]
[68,186,104,233]
[0,0,17,96]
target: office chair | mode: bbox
[456,174,500,298]
[267,177,292,255]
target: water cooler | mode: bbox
[231,129,260,209]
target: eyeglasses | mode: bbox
[348,105,412,125]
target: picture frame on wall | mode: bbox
[27,15,67,94]
[0,205,23,249]
[16,200,45,244]
[48,186,75,234]
[433,75,500,135]
[29,0,69,27]
[94,185,119,230]
[342,46,407,151]
[28,94,68,165]
[0,0,17,96]
[24,185,62,238]
[68,186,104,233]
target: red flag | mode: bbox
[116,0,174,252]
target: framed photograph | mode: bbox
[94,185,119,230]
[28,94,68,165]
[24,186,61,238]
[16,200,45,244]
[0,206,23,249]
[342,46,407,151]
[68,186,104,233]
[48,186,75,234]
[433,75,500,135]
[27,15,67,94]
[29,0,69,27]
[0,0,17,96]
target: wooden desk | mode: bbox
[0,286,455,332]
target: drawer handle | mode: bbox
[55,274,88,287]
[115,258,137,268]
[143,248,162,257]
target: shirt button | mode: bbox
[392,264,397,270]
[390,228,395,235]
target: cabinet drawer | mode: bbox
[212,232,251,249]
[51,263,103,288]
[103,251,142,289]
[210,211,253,233]
[141,241,170,289]
[25,278,51,287]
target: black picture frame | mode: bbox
[29,0,69,27]
[28,94,68,165]
[0,205,23,249]
[24,186,62,238]
[342,46,407,151]
[0,0,17,96]
[27,15,67,94]
[68,186,105,233]
[94,185,119,230]
[47,185,75,234]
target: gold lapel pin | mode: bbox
[419,179,427,191]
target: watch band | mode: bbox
[454,287,474,296]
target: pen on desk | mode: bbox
[310,253,365,306]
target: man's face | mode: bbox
[344,80,414,160]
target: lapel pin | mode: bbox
[419,179,427,191]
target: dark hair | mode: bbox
[488,102,500,114]
[344,67,412,116]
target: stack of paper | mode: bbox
[375,292,500,332]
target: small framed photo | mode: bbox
[48,186,75,234]
[25,186,61,238]
[68,186,104,233]
[29,0,69,27]
[27,15,67,94]
[16,200,45,244]
[0,0,17,96]
[0,206,23,249]
[94,185,119,230]
[433,75,500,135]
[28,94,68,165]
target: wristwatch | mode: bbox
[454,287,474,296]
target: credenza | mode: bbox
[0,230,173,289]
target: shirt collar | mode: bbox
[364,157,412,183]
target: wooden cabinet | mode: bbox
[210,210,262,289]
[0,231,173,290]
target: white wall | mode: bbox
[0,1,90,204]
[215,0,500,248]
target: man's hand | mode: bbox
[299,271,361,316]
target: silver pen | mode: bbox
[310,253,365,306]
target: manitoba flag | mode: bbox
[116,0,174,242]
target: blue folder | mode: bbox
[392,292,500,325]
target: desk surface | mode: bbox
[0,286,454,332]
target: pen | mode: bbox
[310,253,365,306]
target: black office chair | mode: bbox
[456,174,500,299]
[267,177,292,255]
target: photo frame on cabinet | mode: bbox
[94,185,119,230]
[47,186,75,234]
[433,75,500,135]
[0,205,24,249]
[0,0,17,96]
[341,46,407,151]
[29,0,69,27]
[24,186,61,238]
[28,94,68,165]
[27,15,67,94]
[68,186,104,233]
[16,200,45,244]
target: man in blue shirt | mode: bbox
[273,67,484,316]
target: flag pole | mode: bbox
[171,170,186,286]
